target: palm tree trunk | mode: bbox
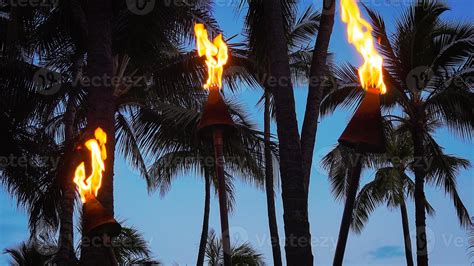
[80,0,116,264]
[400,198,414,266]
[333,156,362,266]
[196,170,211,266]
[264,88,282,266]
[300,0,336,196]
[411,124,428,266]
[263,0,313,263]
[83,0,115,214]
[56,94,78,265]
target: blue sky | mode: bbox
[1,0,473,265]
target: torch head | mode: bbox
[83,195,122,238]
[197,87,236,138]
[338,92,386,154]
[339,0,388,153]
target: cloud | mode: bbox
[369,245,405,259]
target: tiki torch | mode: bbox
[334,0,388,264]
[337,0,387,157]
[194,23,234,265]
[73,127,122,264]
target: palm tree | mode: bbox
[1,2,90,260]
[118,94,268,265]
[320,143,369,265]
[1,1,223,263]
[260,0,313,262]
[322,126,471,265]
[320,1,474,264]
[198,168,212,266]
[242,5,320,264]
[255,0,338,261]
[111,226,160,265]
[351,130,418,266]
[242,0,336,195]
[28,0,220,262]
[205,229,264,265]
[0,78,65,239]
[4,225,159,265]
[0,60,79,263]
[247,0,334,262]
[300,0,336,193]
[4,242,57,266]
[352,128,470,266]
[1,22,258,266]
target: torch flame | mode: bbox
[194,23,229,90]
[73,128,107,203]
[341,0,387,94]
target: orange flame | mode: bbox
[194,23,229,90]
[73,128,107,203]
[341,0,387,94]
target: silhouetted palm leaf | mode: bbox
[205,229,265,265]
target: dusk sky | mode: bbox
[1,0,473,265]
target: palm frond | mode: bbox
[205,228,265,265]
[113,226,156,265]
[115,111,152,187]
[147,150,201,195]
[424,135,472,228]
[351,166,405,233]
[287,5,320,49]
[4,242,53,265]
[319,64,364,117]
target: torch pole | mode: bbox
[212,128,232,265]
[334,92,386,266]
[196,85,235,265]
